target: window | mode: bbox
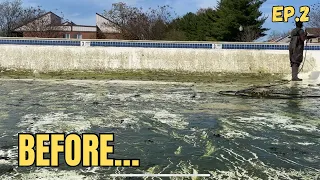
[63,34,70,39]
[76,34,82,39]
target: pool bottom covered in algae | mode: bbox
[0,79,319,180]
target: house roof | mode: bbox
[62,21,76,26]
[96,12,121,33]
[267,34,290,42]
[14,11,61,31]
[276,35,290,42]
[305,28,320,36]
[96,13,115,23]
[96,13,106,19]
[14,11,98,32]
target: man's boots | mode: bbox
[292,65,302,81]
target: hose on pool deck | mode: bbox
[218,79,320,99]
[218,89,320,99]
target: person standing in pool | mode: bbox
[288,21,308,81]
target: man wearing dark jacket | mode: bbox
[288,21,308,81]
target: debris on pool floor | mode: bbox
[0,79,319,179]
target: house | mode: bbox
[305,28,320,43]
[13,12,121,39]
[96,13,122,39]
[268,28,320,43]
[274,35,291,43]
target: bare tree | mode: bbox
[305,2,320,39]
[267,30,290,41]
[0,0,67,38]
[164,29,187,41]
[308,3,320,28]
[237,26,261,42]
[102,2,176,40]
[0,0,26,36]
[0,0,50,37]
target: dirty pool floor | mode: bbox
[0,79,319,180]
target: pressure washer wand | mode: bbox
[298,40,308,74]
[298,33,319,74]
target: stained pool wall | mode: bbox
[0,37,320,74]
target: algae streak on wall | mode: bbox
[0,44,318,74]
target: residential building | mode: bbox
[13,12,121,39]
[268,28,320,43]
[96,13,122,39]
[305,28,320,43]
